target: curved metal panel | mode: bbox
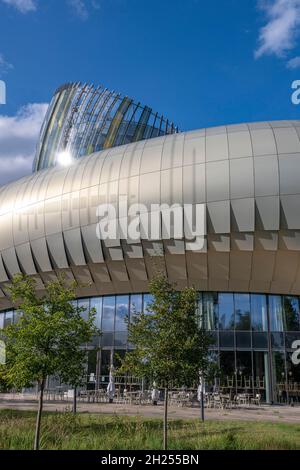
[0,120,300,309]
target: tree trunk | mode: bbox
[73,386,77,414]
[163,386,168,450]
[34,378,45,450]
[200,390,205,422]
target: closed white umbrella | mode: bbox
[151,381,159,405]
[107,365,115,403]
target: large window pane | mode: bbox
[251,294,267,331]
[269,296,284,332]
[235,332,251,349]
[234,294,250,330]
[252,332,268,349]
[202,292,218,330]
[102,297,115,331]
[236,351,252,392]
[219,331,234,348]
[143,294,154,315]
[90,297,102,330]
[78,299,89,321]
[253,351,270,403]
[272,351,286,403]
[218,293,234,330]
[129,294,142,320]
[219,351,235,390]
[115,295,129,332]
[4,311,13,328]
[283,296,300,331]
[100,350,112,378]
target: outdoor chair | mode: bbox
[251,393,261,406]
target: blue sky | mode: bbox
[1,0,300,183]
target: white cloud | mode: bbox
[0,54,13,76]
[2,0,101,18]
[286,55,300,67]
[1,0,37,13]
[0,103,48,185]
[255,0,300,58]
[67,0,89,20]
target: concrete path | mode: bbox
[0,398,300,424]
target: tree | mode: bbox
[2,274,99,450]
[119,274,213,450]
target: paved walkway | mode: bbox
[0,398,300,424]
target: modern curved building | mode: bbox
[0,82,300,403]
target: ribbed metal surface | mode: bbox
[0,120,300,309]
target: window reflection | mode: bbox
[129,294,142,321]
[4,311,13,328]
[78,299,89,321]
[269,296,284,332]
[90,298,102,330]
[251,294,268,331]
[115,295,129,332]
[234,294,250,330]
[218,293,234,330]
[102,297,115,331]
[143,294,154,315]
[202,292,218,330]
[283,296,300,331]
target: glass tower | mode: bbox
[33,82,179,171]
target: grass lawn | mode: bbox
[0,409,299,450]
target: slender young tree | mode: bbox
[2,274,99,450]
[119,274,213,450]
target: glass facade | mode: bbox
[1,291,300,403]
[33,82,179,171]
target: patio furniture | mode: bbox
[251,393,261,406]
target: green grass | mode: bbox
[0,409,299,450]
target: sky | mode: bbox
[1,0,300,184]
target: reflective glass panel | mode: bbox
[253,351,269,402]
[102,297,115,331]
[236,332,251,349]
[252,332,268,349]
[219,331,234,348]
[202,292,218,330]
[272,351,286,403]
[271,332,285,350]
[90,297,102,330]
[115,295,129,332]
[269,296,284,332]
[283,296,300,331]
[143,294,154,315]
[219,351,235,390]
[129,294,142,320]
[78,299,89,321]
[236,351,252,391]
[4,311,13,328]
[218,293,234,330]
[251,294,267,331]
[234,294,251,330]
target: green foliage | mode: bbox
[0,411,299,450]
[120,274,213,388]
[2,274,99,389]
